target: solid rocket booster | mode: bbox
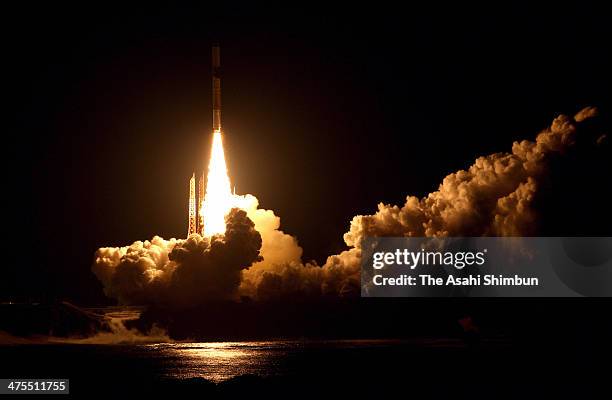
[212,44,221,132]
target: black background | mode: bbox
[6,3,611,303]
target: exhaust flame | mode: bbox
[201,130,234,236]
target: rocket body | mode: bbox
[188,44,224,236]
[212,45,221,132]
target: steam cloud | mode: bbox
[93,107,601,304]
[93,209,262,305]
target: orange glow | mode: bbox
[201,130,233,236]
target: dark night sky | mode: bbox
[6,4,611,303]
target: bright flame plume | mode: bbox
[201,130,234,236]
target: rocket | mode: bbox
[188,44,223,236]
[212,44,221,132]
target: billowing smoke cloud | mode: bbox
[93,209,262,305]
[345,107,599,241]
[241,107,601,299]
[233,195,360,300]
[93,107,601,304]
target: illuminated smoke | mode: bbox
[55,311,171,345]
[93,209,262,305]
[92,107,600,304]
[345,107,599,240]
[240,107,601,299]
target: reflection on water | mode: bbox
[145,341,299,382]
[1,338,511,387]
[141,338,492,382]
